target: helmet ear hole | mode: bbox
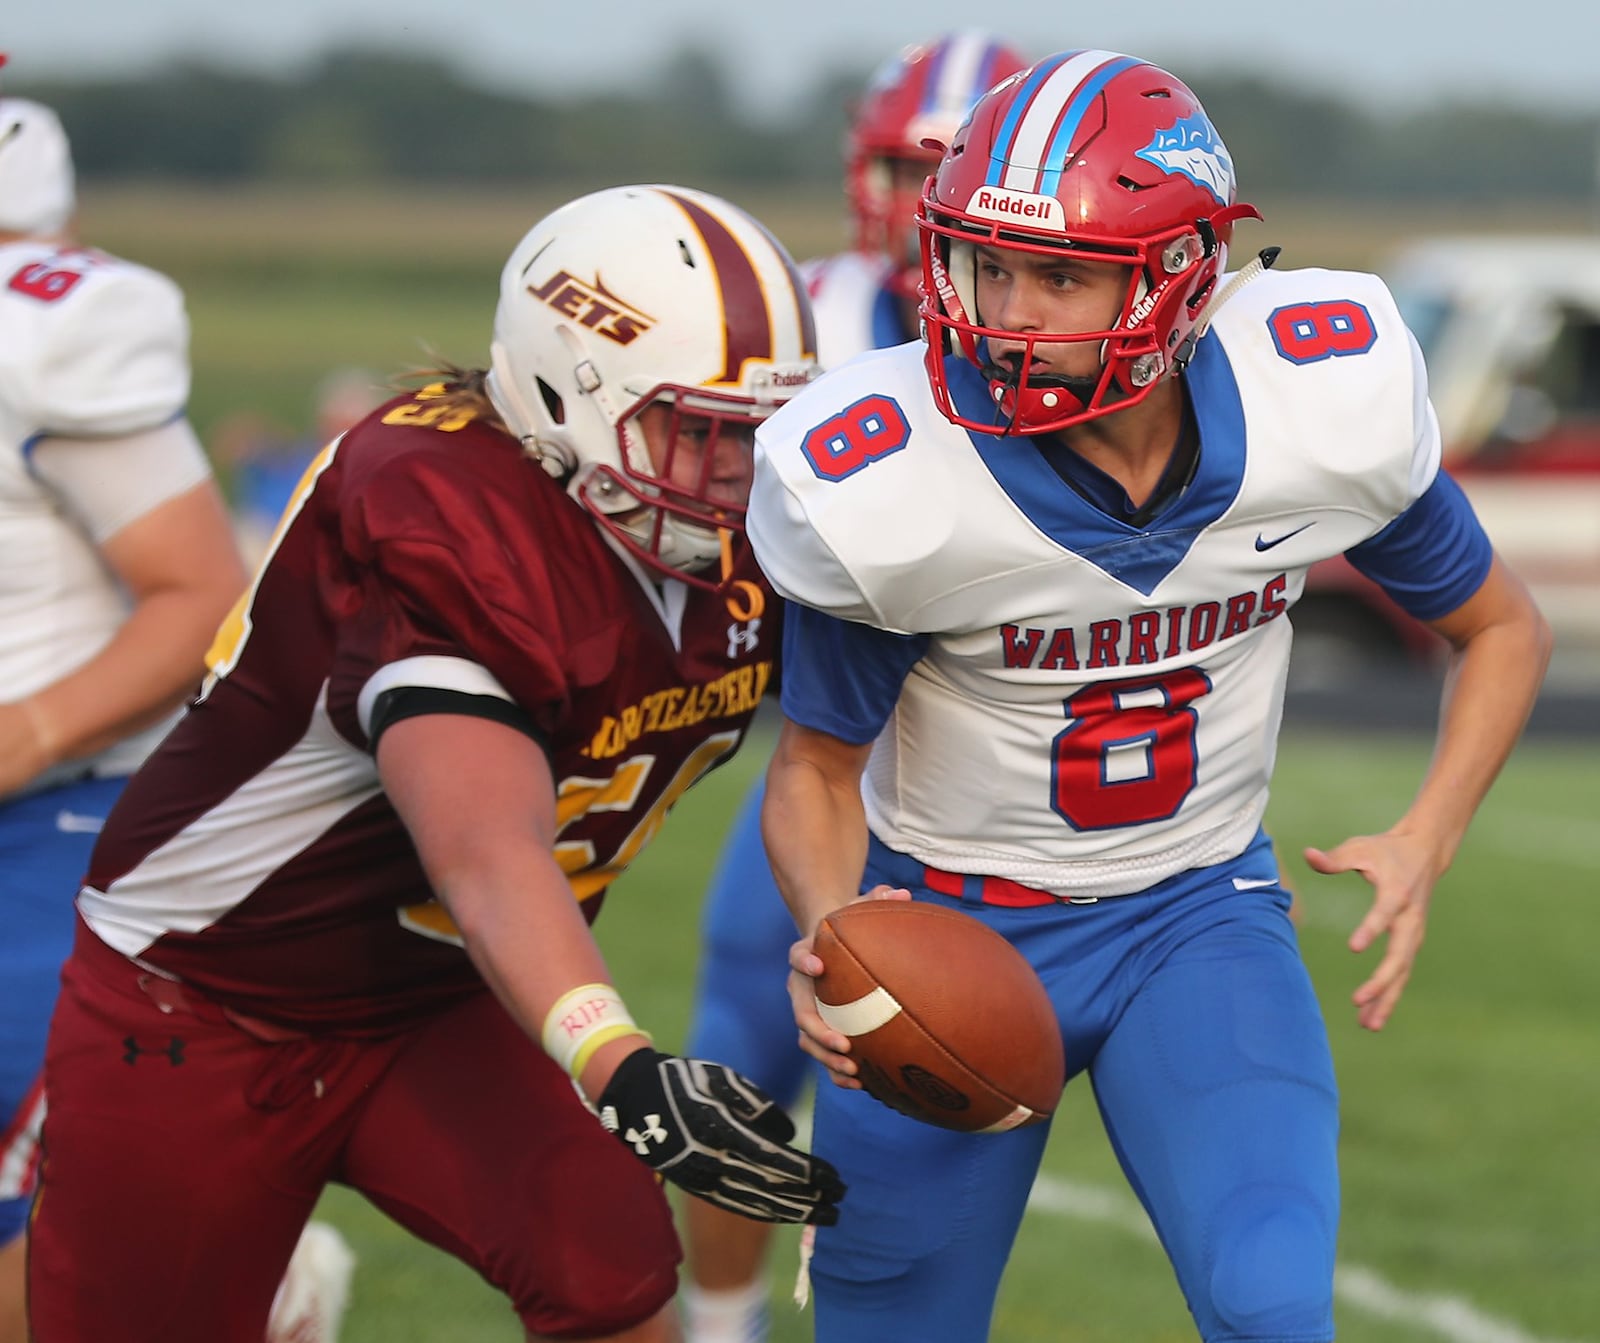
[537,378,565,425]
[1187,275,1219,313]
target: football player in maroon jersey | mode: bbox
[27,185,842,1343]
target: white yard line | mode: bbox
[1334,1265,1588,1343]
[1026,1174,1590,1343]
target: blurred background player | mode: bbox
[0,80,247,1342]
[0,74,357,1343]
[26,184,842,1343]
[677,33,1025,1343]
[811,32,1027,357]
[217,365,386,565]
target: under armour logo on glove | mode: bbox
[624,1115,669,1153]
[597,1049,846,1225]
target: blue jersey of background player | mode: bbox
[677,31,1026,1343]
[748,50,1551,1343]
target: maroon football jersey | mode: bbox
[79,386,779,1032]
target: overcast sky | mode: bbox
[8,0,1600,120]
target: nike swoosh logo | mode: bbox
[56,810,106,834]
[1254,522,1315,551]
[1232,876,1279,891]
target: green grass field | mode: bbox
[66,186,1594,1340]
[303,723,1597,1343]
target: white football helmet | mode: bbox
[0,95,76,237]
[487,184,819,588]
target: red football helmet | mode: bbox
[846,32,1026,295]
[918,50,1261,435]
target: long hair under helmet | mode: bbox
[917,50,1262,436]
[486,184,819,589]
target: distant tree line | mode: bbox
[11,48,1599,201]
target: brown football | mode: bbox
[812,900,1064,1133]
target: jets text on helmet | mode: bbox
[528,271,656,345]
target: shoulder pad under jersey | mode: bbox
[1201,265,1440,521]
[750,342,982,632]
[10,250,191,438]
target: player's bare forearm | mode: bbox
[30,587,228,762]
[377,713,649,1095]
[1400,556,1550,865]
[1306,557,1549,1031]
[761,719,883,1080]
[380,714,844,1226]
[23,482,245,770]
[450,853,652,1099]
[762,718,875,936]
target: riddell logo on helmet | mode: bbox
[529,271,656,345]
[1126,278,1172,328]
[965,187,1066,231]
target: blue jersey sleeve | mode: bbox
[779,602,930,744]
[1345,470,1494,620]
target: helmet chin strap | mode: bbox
[988,357,1022,433]
[610,508,725,579]
[982,352,1099,434]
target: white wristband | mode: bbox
[540,983,647,1080]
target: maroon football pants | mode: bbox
[28,919,680,1341]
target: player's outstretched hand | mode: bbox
[1305,829,1440,1033]
[596,1049,845,1225]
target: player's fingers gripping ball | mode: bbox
[812,901,1065,1132]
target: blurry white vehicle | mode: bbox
[1295,234,1600,690]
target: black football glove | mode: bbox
[596,1049,845,1226]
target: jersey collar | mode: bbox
[941,335,1247,596]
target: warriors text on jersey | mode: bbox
[0,241,202,784]
[78,386,777,1031]
[749,267,1492,898]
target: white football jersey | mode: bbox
[801,250,905,369]
[751,267,1443,897]
[0,240,193,781]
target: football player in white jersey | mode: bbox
[748,51,1550,1343]
[677,34,1025,1343]
[0,83,357,1343]
[0,86,248,1341]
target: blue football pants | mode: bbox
[684,778,814,1110]
[810,830,1339,1343]
[0,775,126,1243]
